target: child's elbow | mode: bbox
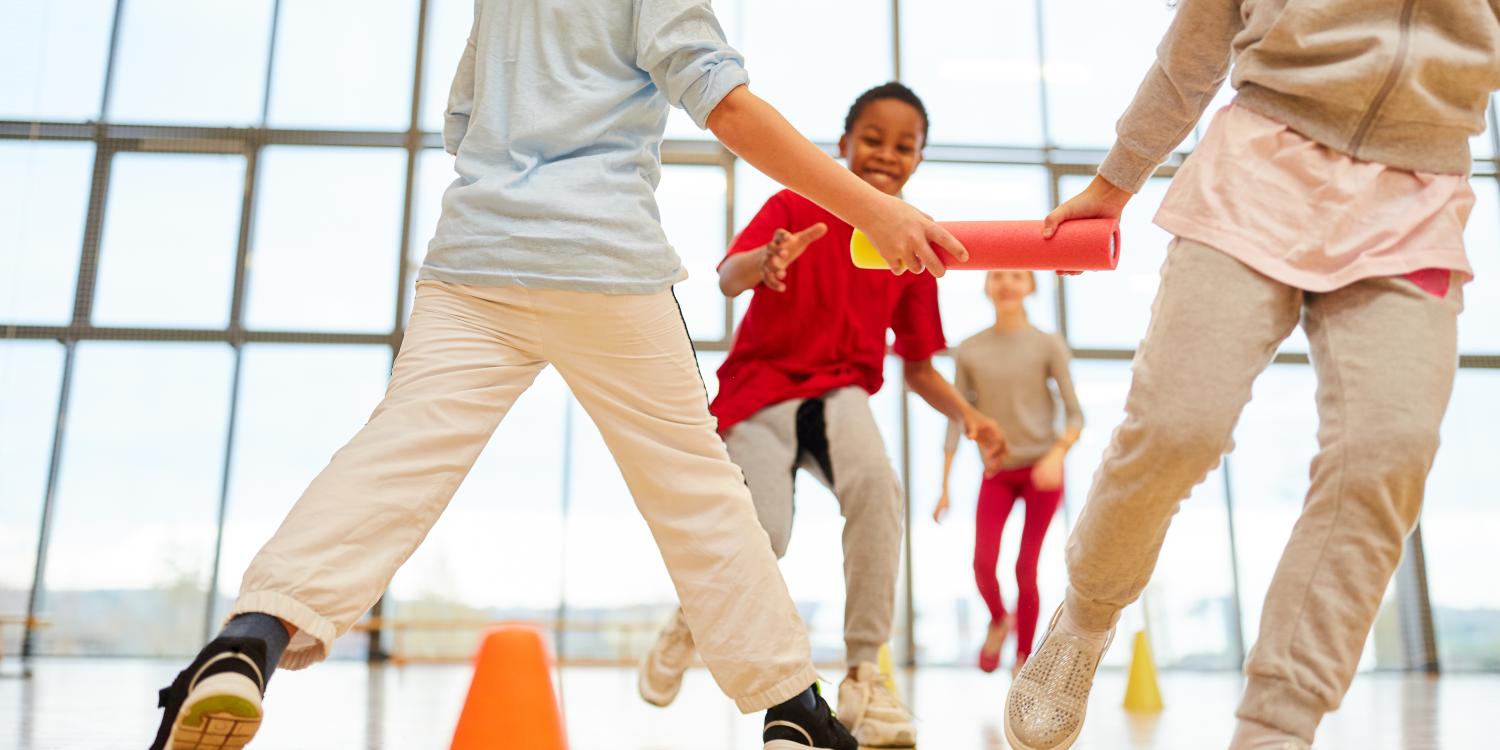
[902,358,933,383]
[706,85,751,138]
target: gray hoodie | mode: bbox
[1100,0,1500,192]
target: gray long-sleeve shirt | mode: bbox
[946,325,1083,470]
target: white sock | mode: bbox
[1228,717,1306,749]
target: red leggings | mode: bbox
[973,464,1063,658]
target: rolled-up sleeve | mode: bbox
[635,0,750,128]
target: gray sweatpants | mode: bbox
[1064,239,1462,741]
[724,385,905,666]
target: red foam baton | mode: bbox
[850,218,1120,272]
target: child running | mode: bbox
[147,2,969,749]
[933,270,1082,678]
[1003,2,1499,750]
[637,82,1006,749]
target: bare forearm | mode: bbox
[906,364,972,424]
[941,449,956,493]
[719,246,768,297]
[708,86,888,232]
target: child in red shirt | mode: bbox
[638,83,1006,748]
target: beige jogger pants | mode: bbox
[231,280,817,712]
[1064,239,1462,741]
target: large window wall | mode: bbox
[3,0,1497,672]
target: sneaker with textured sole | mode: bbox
[1003,607,1114,750]
[837,661,916,747]
[763,684,858,750]
[150,637,268,750]
[637,608,696,707]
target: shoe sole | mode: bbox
[166,673,263,749]
[1004,717,1082,750]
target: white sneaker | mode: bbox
[1003,606,1114,750]
[837,662,916,747]
[637,608,696,707]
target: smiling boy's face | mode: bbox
[839,98,925,196]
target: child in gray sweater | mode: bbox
[1005,2,1498,750]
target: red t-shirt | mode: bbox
[711,190,947,433]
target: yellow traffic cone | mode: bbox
[1122,630,1163,713]
[877,643,900,701]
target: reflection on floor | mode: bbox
[1,658,1493,749]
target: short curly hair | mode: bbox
[843,81,930,144]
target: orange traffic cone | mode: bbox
[450,624,568,750]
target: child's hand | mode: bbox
[761,223,827,292]
[1043,175,1132,276]
[864,197,968,277]
[1031,450,1064,491]
[965,410,1008,477]
[933,492,951,524]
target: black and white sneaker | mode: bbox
[149,637,268,750]
[763,684,859,750]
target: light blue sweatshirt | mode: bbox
[421,0,749,294]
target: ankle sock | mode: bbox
[218,613,291,681]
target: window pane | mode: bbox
[1459,178,1499,354]
[729,0,893,143]
[902,163,1055,342]
[245,147,406,333]
[41,343,233,656]
[1042,0,1177,149]
[420,0,475,134]
[0,0,113,121]
[214,345,390,614]
[1422,369,1500,671]
[93,153,245,328]
[0,141,93,325]
[659,165,729,341]
[0,341,65,656]
[267,0,417,130]
[1062,176,1172,349]
[900,0,1043,147]
[389,366,568,660]
[107,0,273,125]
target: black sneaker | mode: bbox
[763,683,859,750]
[149,637,268,750]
